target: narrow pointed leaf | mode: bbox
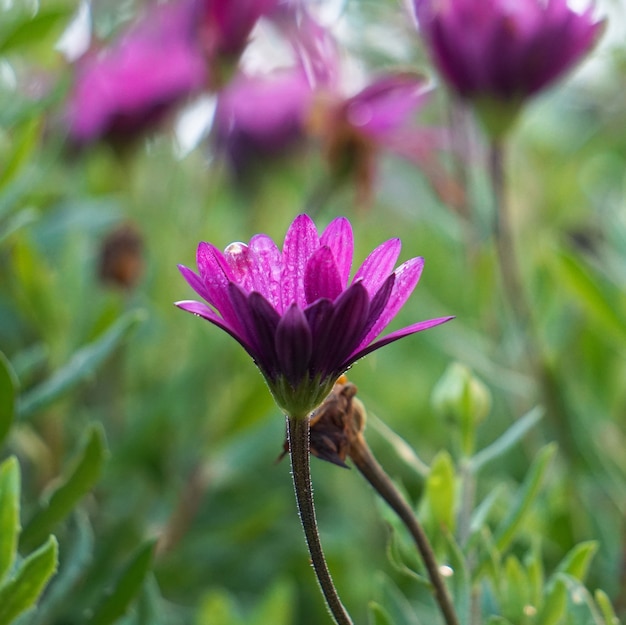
[87,540,156,625]
[19,310,145,419]
[0,535,58,625]
[554,541,597,581]
[423,450,456,533]
[594,589,620,625]
[493,444,556,552]
[0,353,18,448]
[470,406,543,474]
[0,458,20,582]
[369,602,396,625]
[443,531,470,624]
[20,424,107,551]
[29,512,94,625]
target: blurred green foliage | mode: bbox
[1,0,626,623]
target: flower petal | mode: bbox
[177,264,213,303]
[249,233,282,308]
[194,242,242,332]
[357,256,425,350]
[352,238,401,296]
[304,246,342,304]
[275,303,313,386]
[224,241,270,296]
[175,299,253,352]
[281,214,320,310]
[320,217,353,288]
[248,291,281,379]
[344,316,454,369]
[359,273,395,342]
[309,282,370,377]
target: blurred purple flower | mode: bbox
[176,214,452,416]
[66,0,207,143]
[312,72,432,201]
[214,69,314,173]
[414,0,603,133]
[199,0,280,62]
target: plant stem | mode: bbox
[349,434,460,625]
[287,415,354,625]
[489,140,533,331]
[488,139,577,460]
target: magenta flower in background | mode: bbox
[66,0,207,143]
[413,0,603,134]
[199,0,279,63]
[214,69,313,174]
[312,72,433,200]
[176,214,452,416]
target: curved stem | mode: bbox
[287,415,354,625]
[349,435,460,625]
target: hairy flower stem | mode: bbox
[349,434,460,625]
[287,415,354,625]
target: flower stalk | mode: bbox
[349,433,460,625]
[290,380,460,625]
[287,414,354,625]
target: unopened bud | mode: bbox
[432,363,491,455]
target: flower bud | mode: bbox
[432,363,491,455]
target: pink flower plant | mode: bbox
[66,0,207,143]
[413,0,604,134]
[66,0,279,143]
[176,214,452,417]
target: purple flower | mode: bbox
[313,72,432,201]
[414,0,603,133]
[199,0,280,62]
[176,214,452,416]
[66,0,207,143]
[214,69,313,174]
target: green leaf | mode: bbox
[594,589,621,625]
[554,541,597,581]
[443,531,470,624]
[88,540,156,625]
[493,444,556,552]
[0,535,58,625]
[553,250,626,347]
[469,485,504,538]
[0,119,41,192]
[370,415,430,478]
[368,602,396,625]
[19,310,145,419]
[469,406,543,474]
[250,580,295,625]
[500,555,530,619]
[0,458,20,582]
[29,512,94,625]
[20,424,108,551]
[0,207,39,246]
[0,8,71,54]
[524,542,544,609]
[422,451,456,533]
[195,589,241,625]
[560,575,605,625]
[0,353,18,448]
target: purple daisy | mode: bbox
[413,0,604,134]
[176,214,452,416]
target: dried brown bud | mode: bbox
[98,222,144,290]
[279,376,367,468]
